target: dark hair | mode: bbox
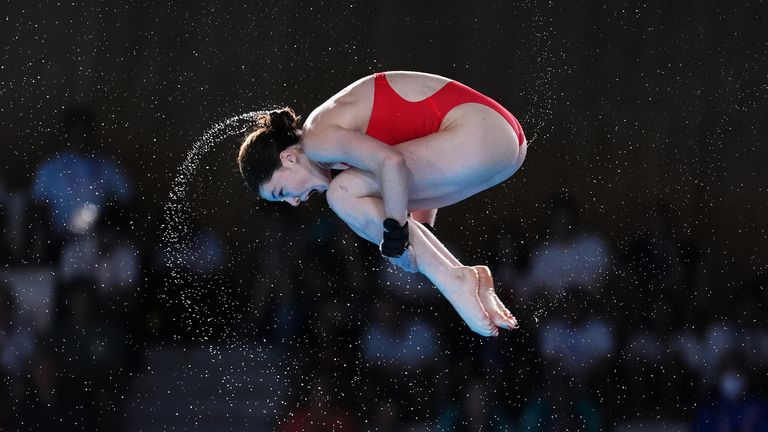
[237,107,302,195]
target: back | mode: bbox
[303,71,453,134]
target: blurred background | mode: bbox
[1,0,767,431]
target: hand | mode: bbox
[386,246,418,273]
[380,218,409,257]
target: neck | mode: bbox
[310,159,335,173]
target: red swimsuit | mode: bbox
[365,72,526,146]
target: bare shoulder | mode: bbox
[302,122,352,164]
[303,74,376,133]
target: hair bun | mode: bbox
[249,107,300,138]
[265,107,298,133]
[269,109,294,129]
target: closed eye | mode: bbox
[271,188,284,201]
[269,188,282,202]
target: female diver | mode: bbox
[238,71,527,337]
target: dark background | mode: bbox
[1,1,766,431]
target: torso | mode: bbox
[303,71,527,210]
[303,71,463,135]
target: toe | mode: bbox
[503,311,518,329]
[492,297,516,324]
[508,316,519,329]
[490,312,512,329]
[473,320,497,337]
[484,313,499,335]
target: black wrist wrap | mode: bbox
[381,218,409,258]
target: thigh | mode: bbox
[329,104,523,203]
[394,103,521,201]
[408,139,528,210]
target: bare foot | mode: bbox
[443,267,498,337]
[473,265,518,330]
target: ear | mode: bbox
[279,148,298,166]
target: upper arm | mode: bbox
[304,126,403,173]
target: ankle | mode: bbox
[451,265,476,285]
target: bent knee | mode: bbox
[326,171,378,211]
[325,180,348,216]
[326,180,362,224]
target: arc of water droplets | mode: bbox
[154,111,302,425]
[160,111,265,340]
[162,111,261,255]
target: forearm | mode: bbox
[378,156,409,225]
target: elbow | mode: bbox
[379,153,407,181]
[381,151,406,171]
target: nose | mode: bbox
[286,197,300,207]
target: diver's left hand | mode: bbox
[387,246,418,273]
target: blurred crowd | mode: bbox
[1,107,144,431]
[1,106,767,431]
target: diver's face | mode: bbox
[259,149,327,207]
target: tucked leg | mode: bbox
[410,221,518,330]
[326,180,497,337]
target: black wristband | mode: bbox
[381,218,409,258]
[423,223,436,235]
